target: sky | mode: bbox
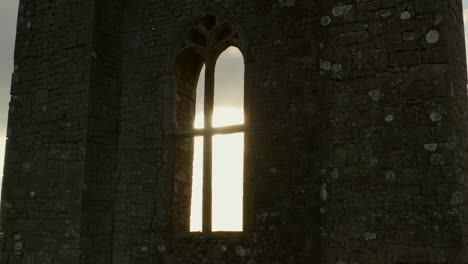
[0,0,17,133]
[465,1,468,53]
[0,0,19,190]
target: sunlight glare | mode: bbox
[212,131,244,231]
[190,108,244,232]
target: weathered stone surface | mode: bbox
[1,0,467,263]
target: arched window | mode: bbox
[190,47,245,232]
[171,12,248,233]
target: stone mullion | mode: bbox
[202,60,215,233]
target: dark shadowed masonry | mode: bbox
[1,0,467,263]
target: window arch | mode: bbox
[170,11,251,233]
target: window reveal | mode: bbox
[171,13,247,233]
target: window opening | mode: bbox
[212,47,244,232]
[182,47,245,233]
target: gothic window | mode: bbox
[171,12,248,233]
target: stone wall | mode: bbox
[0,0,94,263]
[0,0,467,263]
[319,0,468,263]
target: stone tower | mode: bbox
[1,0,467,263]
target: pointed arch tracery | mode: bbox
[174,11,248,66]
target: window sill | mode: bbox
[171,231,250,240]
